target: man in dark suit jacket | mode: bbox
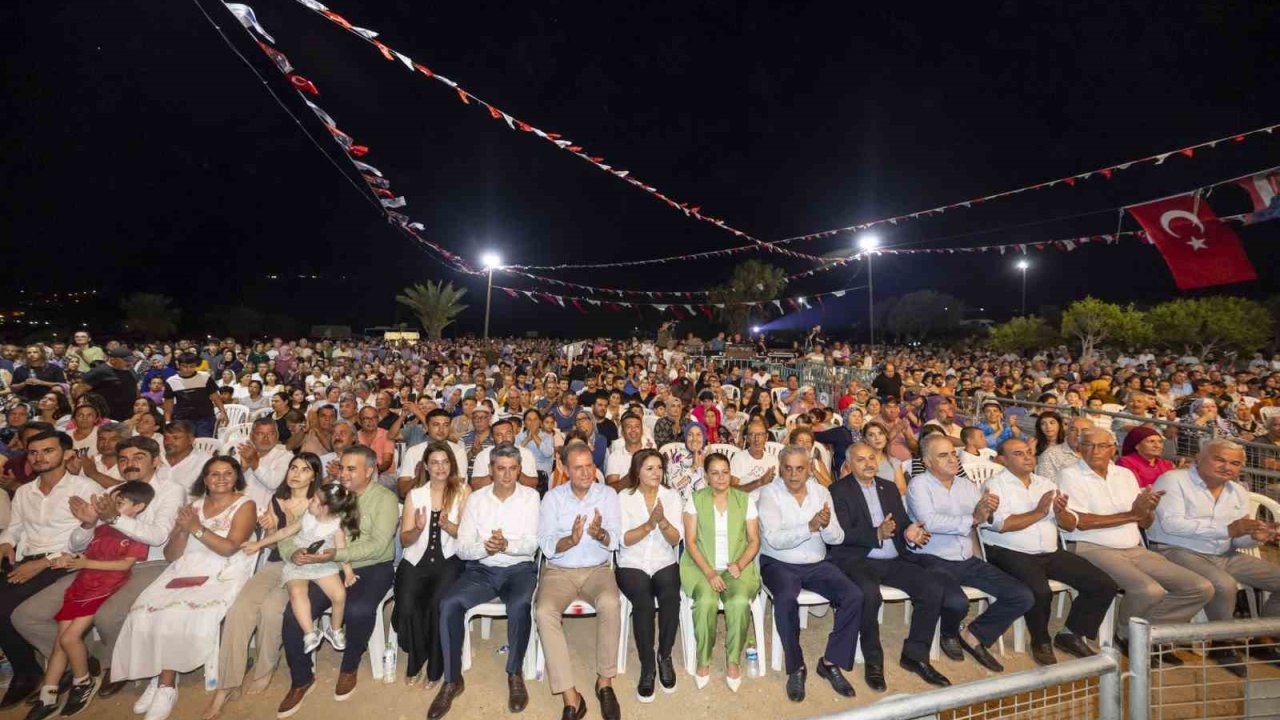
[828,443,955,690]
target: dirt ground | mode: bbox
[11,599,1276,720]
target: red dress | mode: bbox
[55,525,150,621]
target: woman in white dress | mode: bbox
[111,456,258,720]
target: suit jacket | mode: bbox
[828,474,911,563]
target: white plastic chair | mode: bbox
[461,599,539,679]
[223,403,250,427]
[705,443,740,464]
[766,588,830,672]
[763,441,785,458]
[657,442,684,460]
[192,437,223,456]
[678,588,768,677]
[217,421,254,445]
[963,462,1003,483]
[720,385,741,403]
[929,586,1007,658]
[249,407,274,421]
[618,593,688,674]
[366,587,399,680]
[534,595,629,680]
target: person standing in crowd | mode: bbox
[535,444,623,720]
[0,432,100,709]
[1057,428,1212,659]
[905,434,1034,673]
[162,352,228,438]
[1149,439,1280,674]
[615,449,683,702]
[82,347,139,421]
[393,442,469,688]
[12,346,67,404]
[980,439,1118,666]
[680,452,760,691]
[432,446,540,719]
[276,445,398,717]
[828,443,952,690]
[757,446,861,702]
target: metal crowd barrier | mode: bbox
[806,650,1121,720]
[1129,617,1280,720]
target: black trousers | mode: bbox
[834,555,949,665]
[985,546,1118,645]
[615,564,681,673]
[393,555,464,680]
[0,568,70,678]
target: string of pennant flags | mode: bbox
[494,283,869,318]
[287,0,829,264]
[221,3,479,275]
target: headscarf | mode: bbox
[681,420,708,449]
[1120,426,1161,457]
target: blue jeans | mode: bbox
[438,561,538,682]
[191,416,216,438]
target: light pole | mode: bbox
[857,234,880,345]
[1016,259,1029,315]
[481,252,501,339]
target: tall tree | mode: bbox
[120,293,180,337]
[884,290,962,341]
[396,281,468,339]
[1060,297,1147,361]
[708,260,787,335]
[988,316,1058,353]
[1146,296,1272,358]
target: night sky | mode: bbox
[3,1,1278,338]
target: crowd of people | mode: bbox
[0,332,1277,720]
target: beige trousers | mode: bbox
[1074,542,1212,637]
[534,563,620,695]
[217,560,290,689]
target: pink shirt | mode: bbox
[1116,453,1174,488]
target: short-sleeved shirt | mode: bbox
[164,371,218,420]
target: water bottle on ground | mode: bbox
[745,647,760,678]
[383,647,397,683]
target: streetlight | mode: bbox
[1016,259,1030,315]
[481,252,502,339]
[857,233,880,345]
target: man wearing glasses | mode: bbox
[731,419,777,494]
[1057,428,1211,660]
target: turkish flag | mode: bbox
[1126,194,1256,290]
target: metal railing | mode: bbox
[1129,616,1280,720]
[806,651,1121,720]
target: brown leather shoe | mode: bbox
[333,671,358,701]
[507,673,528,713]
[276,682,314,719]
[95,670,128,700]
[427,679,465,720]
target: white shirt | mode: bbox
[455,483,541,567]
[1058,460,1142,549]
[399,439,468,482]
[617,486,683,575]
[239,444,294,510]
[757,479,844,564]
[70,469,187,562]
[71,427,99,458]
[164,449,214,493]
[687,492,759,571]
[402,484,463,564]
[0,472,99,559]
[980,469,1060,555]
[731,450,773,486]
[1149,468,1253,555]
[471,445,537,479]
[604,438,655,479]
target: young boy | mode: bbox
[27,481,155,720]
[162,352,227,438]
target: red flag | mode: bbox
[1127,195,1256,289]
[1236,171,1279,215]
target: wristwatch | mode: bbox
[193,528,206,540]
[103,515,119,526]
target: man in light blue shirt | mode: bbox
[534,444,623,720]
[906,435,1033,673]
[1151,439,1280,674]
[758,446,861,703]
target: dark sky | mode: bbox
[3,0,1278,338]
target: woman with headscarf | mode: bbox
[664,421,708,505]
[1116,426,1174,488]
[1229,402,1264,441]
[572,408,608,469]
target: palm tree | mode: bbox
[396,281,469,339]
[120,293,180,337]
[708,260,787,335]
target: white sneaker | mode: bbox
[302,629,323,653]
[326,625,347,651]
[132,678,159,714]
[142,686,177,720]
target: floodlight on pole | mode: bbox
[856,234,880,345]
[1016,259,1030,315]
[481,252,502,338]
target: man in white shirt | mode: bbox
[15,434,187,698]
[233,418,294,510]
[1149,439,1280,674]
[603,414,653,490]
[980,439,1117,667]
[432,446,540,720]
[0,431,99,708]
[399,409,467,498]
[535,444,623,720]
[731,419,776,494]
[469,419,537,489]
[1057,428,1211,658]
[758,446,860,702]
[906,434,1033,673]
[159,420,212,493]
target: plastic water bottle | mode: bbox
[745,648,760,678]
[382,648,397,684]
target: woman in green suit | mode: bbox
[680,452,761,692]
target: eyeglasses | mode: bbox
[1079,442,1116,450]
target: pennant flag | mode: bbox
[1127,194,1256,289]
[1236,171,1280,224]
[226,3,275,42]
[502,288,518,297]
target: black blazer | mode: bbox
[828,474,911,562]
